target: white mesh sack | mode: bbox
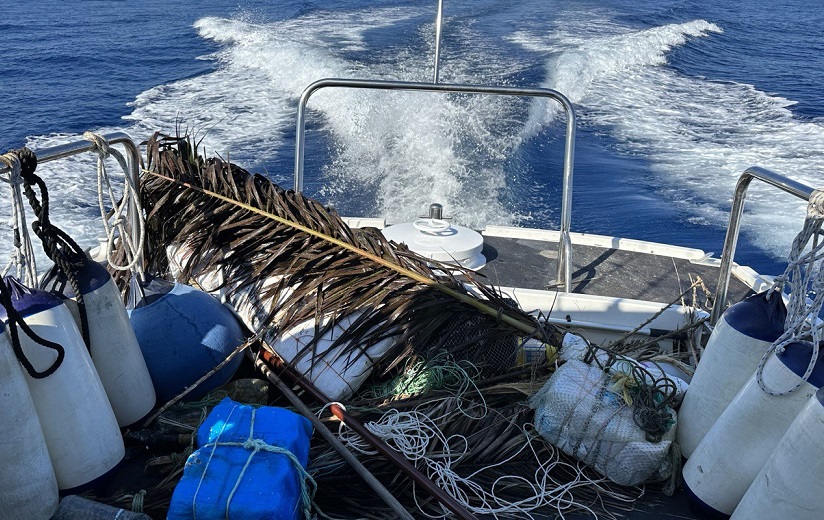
[529,359,676,486]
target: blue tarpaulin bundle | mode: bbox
[167,398,314,520]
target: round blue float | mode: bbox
[128,279,246,403]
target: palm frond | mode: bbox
[112,132,560,387]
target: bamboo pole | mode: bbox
[250,352,414,520]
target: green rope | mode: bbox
[363,356,478,399]
[131,490,146,513]
[176,389,229,410]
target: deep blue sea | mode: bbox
[2,0,823,277]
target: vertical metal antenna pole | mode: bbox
[433,0,444,83]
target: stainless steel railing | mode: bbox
[292,78,577,292]
[0,132,143,260]
[433,0,444,84]
[711,166,816,325]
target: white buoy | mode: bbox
[683,340,824,516]
[0,321,59,520]
[42,259,156,426]
[2,277,124,491]
[677,292,786,457]
[732,385,824,519]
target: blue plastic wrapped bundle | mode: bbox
[167,398,314,520]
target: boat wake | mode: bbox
[515,18,824,256]
[6,9,824,268]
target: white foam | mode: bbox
[5,9,822,274]
[517,19,824,258]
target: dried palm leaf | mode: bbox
[111,132,560,388]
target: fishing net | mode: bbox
[529,359,677,487]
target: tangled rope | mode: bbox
[83,131,145,278]
[0,152,38,285]
[758,188,824,396]
[362,355,482,401]
[7,147,92,348]
[607,361,677,443]
[329,398,617,519]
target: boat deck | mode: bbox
[478,234,755,308]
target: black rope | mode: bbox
[0,279,65,378]
[589,342,678,443]
[628,362,678,443]
[14,147,91,349]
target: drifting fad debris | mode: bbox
[94,133,698,518]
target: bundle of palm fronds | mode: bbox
[111,132,560,398]
[308,380,645,519]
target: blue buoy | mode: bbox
[128,276,246,403]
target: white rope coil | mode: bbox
[83,131,145,276]
[759,189,824,396]
[328,395,616,519]
[0,152,37,285]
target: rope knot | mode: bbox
[0,152,24,186]
[242,438,271,452]
[808,188,824,220]
[84,131,111,158]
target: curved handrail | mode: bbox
[293,78,576,292]
[711,166,816,325]
[0,132,142,263]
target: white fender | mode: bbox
[677,292,785,457]
[3,278,124,491]
[0,323,59,520]
[683,341,822,516]
[45,260,156,426]
[731,386,824,520]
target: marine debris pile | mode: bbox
[104,134,692,518]
[0,134,712,520]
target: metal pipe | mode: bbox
[433,0,444,83]
[251,352,415,520]
[293,78,576,291]
[0,132,144,266]
[256,346,478,520]
[711,166,815,325]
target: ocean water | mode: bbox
[1,0,822,277]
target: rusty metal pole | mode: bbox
[253,346,478,520]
